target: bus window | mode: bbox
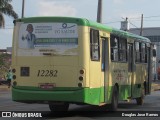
[135,42,141,63]
[110,35,118,61]
[153,49,156,57]
[90,29,100,61]
[110,34,127,62]
[119,37,127,62]
[141,43,147,63]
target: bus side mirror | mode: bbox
[153,49,156,57]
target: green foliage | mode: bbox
[0,53,11,79]
[0,0,18,28]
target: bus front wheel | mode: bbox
[49,103,69,113]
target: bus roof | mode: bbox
[15,16,150,43]
[87,20,151,43]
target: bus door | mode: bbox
[128,44,134,97]
[146,47,152,94]
[102,37,109,102]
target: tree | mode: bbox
[0,53,11,79]
[0,0,18,28]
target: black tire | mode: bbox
[136,89,144,105]
[49,103,69,113]
[109,86,119,111]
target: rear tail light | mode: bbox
[78,83,82,87]
[13,81,17,86]
[78,69,85,87]
[13,75,16,80]
[80,70,85,74]
[12,68,16,73]
[79,76,83,81]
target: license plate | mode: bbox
[39,83,56,89]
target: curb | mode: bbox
[151,83,160,91]
[0,85,11,91]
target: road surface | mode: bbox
[0,89,160,119]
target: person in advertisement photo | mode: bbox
[22,24,36,49]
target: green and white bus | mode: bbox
[12,17,153,112]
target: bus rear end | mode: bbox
[12,17,92,111]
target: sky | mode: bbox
[1,0,160,49]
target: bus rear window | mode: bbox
[18,23,78,56]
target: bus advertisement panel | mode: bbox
[18,23,78,56]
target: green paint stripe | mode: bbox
[12,87,104,105]
[16,17,150,42]
[87,20,112,32]
[16,17,89,26]
[112,28,150,42]
[12,83,144,105]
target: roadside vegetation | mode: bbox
[0,53,11,80]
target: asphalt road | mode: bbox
[0,89,160,119]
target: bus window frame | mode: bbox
[90,29,100,61]
[141,42,147,63]
[135,41,141,63]
[135,41,148,64]
[110,34,127,63]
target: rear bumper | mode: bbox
[12,87,103,105]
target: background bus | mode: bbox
[12,17,153,112]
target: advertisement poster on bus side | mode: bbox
[18,23,78,56]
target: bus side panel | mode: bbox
[78,26,90,88]
[132,64,147,98]
[109,62,131,101]
[12,22,22,67]
[89,61,102,104]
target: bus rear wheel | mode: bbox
[109,86,119,111]
[136,89,144,105]
[49,103,69,113]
